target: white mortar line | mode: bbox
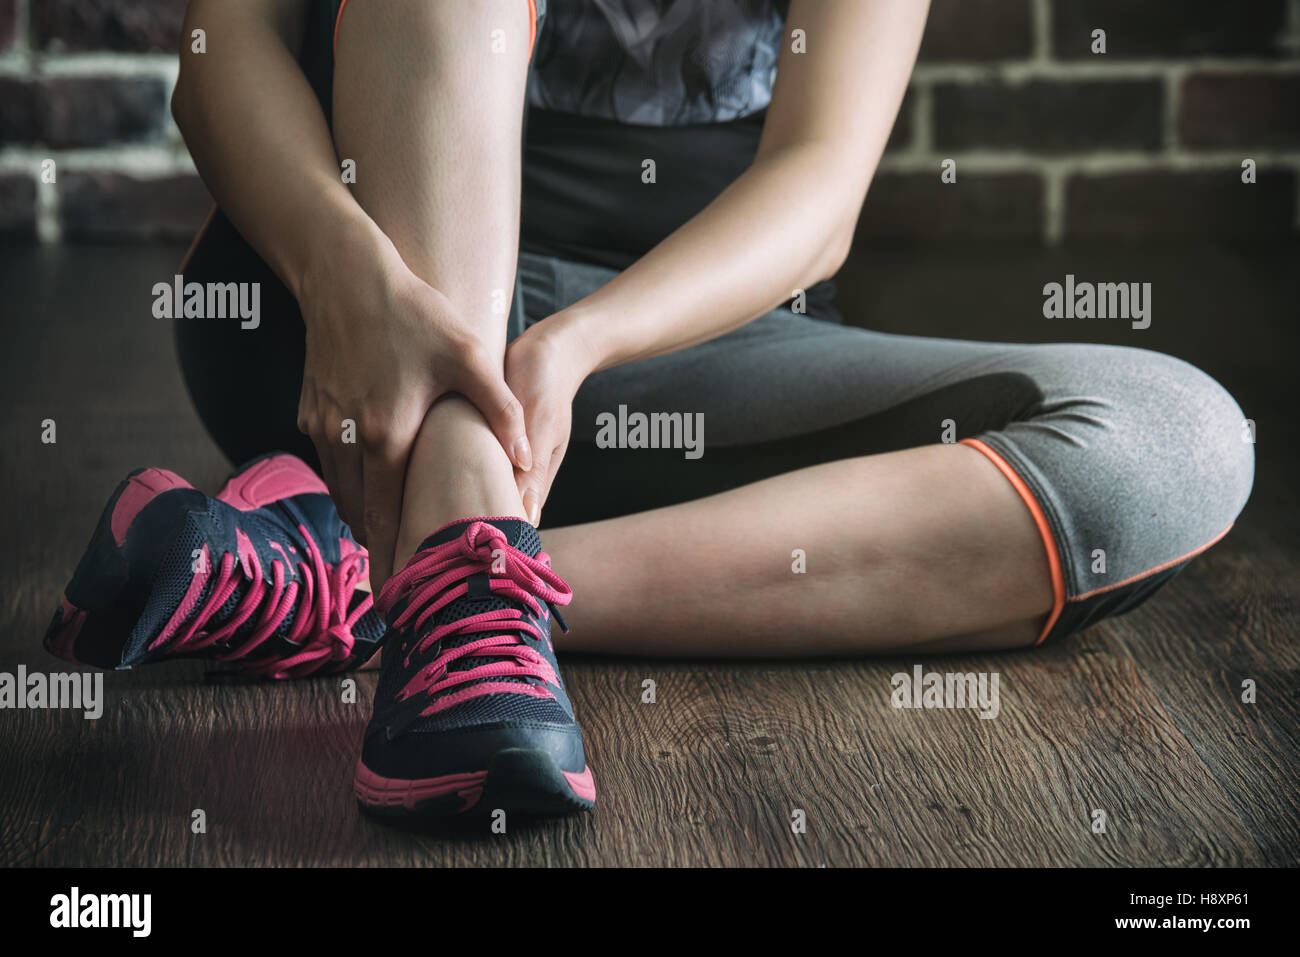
[35,167,58,243]
[1285,0,1300,54]
[35,53,179,76]
[876,150,1300,174]
[911,80,933,155]
[910,58,1300,84]
[1043,165,1065,245]
[1163,64,1185,151]
[0,146,197,175]
[0,53,177,77]
[1032,0,1052,65]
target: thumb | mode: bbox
[459,357,533,473]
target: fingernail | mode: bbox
[523,490,539,526]
[514,437,533,471]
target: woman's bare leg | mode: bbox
[331,0,531,576]
[537,443,1054,655]
[330,2,1052,653]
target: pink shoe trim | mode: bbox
[217,454,327,511]
[110,468,193,546]
[353,759,488,812]
[353,760,595,811]
[149,544,212,650]
[563,766,597,802]
[47,600,88,662]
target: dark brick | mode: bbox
[1178,72,1300,148]
[856,171,1043,241]
[1065,169,1296,240]
[920,0,1034,61]
[0,174,37,239]
[35,0,188,53]
[0,77,38,145]
[0,75,169,147]
[1051,0,1288,59]
[933,79,1163,152]
[0,0,18,51]
[60,172,211,242]
[40,76,169,148]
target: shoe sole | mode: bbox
[354,750,596,818]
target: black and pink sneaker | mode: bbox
[44,453,386,678]
[356,517,595,818]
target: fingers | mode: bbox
[542,442,567,509]
[333,427,365,539]
[299,379,342,516]
[300,378,372,546]
[360,433,408,592]
[520,440,566,527]
[457,345,533,474]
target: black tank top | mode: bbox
[523,0,818,294]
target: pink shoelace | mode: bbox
[376,520,573,717]
[149,525,373,679]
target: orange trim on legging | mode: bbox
[333,0,348,56]
[1069,521,1234,602]
[335,0,539,57]
[959,438,1066,646]
[178,205,216,275]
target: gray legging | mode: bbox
[519,253,1255,645]
[175,223,1254,649]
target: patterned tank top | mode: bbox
[528,0,789,126]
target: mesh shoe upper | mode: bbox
[365,518,583,775]
[123,474,384,676]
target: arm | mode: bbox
[172,0,531,581]
[506,0,930,515]
[542,0,928,369]
[171,0,374,301]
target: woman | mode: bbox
[44,0,1253,818]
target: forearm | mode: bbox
[543,0,927,377]
[171,0,381,301]
[547,144,858,373]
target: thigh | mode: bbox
[175,211,318,469]
[542,266,1253,650]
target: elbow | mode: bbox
[170,74,192,134]
[808,222,856,285]
[824,225,856,277]
[171,35,203,135]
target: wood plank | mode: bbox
[1,242,1295,867]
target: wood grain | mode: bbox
[1,243,1295,867]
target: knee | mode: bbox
[1114,347,1254,533]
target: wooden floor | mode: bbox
[1,242,1295,867]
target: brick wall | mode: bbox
[0,0,1297,244]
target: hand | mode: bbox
[296,224,531,588]
[504,319,595,526]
